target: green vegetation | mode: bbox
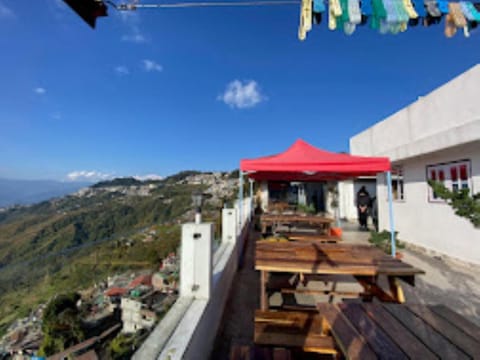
[428,180,480,228]
[92,177,144,188]
[107,332,149,359]
[38,292,84,356]
[0,173,231,338]
[368,230,405,254]
[296,203,316,214]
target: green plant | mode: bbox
[428,180,480,228]
[297,203,316,215]
[368,230,404,254]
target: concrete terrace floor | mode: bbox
[210,221,480,359]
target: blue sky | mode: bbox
[0,0,479,182]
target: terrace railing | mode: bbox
[133,197,252,359]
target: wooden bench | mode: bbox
[254,310,337,356]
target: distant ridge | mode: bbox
[0,178,90,207]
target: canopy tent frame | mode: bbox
[239,139,397,257]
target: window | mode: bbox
[391,166,404,201]
[426,160,472,202]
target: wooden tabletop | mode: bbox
[255,242,424,277]
[277,231,342,243]
[261,214,334,224]
[317,303,480,359]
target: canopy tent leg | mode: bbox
[336,182,341,228]
[249,178,254,220]
[239,170,244,228]
[386,171,396,257]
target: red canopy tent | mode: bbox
[240,139,390,180]
[239,139,397,256]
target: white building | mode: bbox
[121,296,156,333]
[350,65,480,265]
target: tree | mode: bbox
[39,292,85,356]
[428,180,480,228]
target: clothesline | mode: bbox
[109,0,480,40]
[110,0,299,9]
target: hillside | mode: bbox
[0,171,238,336]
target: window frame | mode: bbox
[386,165,405,202]
[426,159,472,203]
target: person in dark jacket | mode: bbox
[356,186,371,230]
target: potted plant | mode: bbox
[368,230,405,258]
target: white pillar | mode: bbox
[180,222,213,299]
[222,208,237,245]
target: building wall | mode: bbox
[376,142,480,264]
[350,65,480,264]
[350,65,480,162]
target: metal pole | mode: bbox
[239,171,244,228]
[336,182,341,228]
[249,178,254,220]
[386,171,396,257]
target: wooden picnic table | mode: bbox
[260,214,334,234]
[255,242,424,310]
[244,304,480,359]
[277,231,342,243]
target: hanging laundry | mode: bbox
[402,0,419,18]
[445,2,468,37]
[342,0,362,35]
[349,0,363,24]
[313,0,325,24]
[329,0,343,30]
[403,0,419,26]
[298,0,313,40]
[449,2,468,27]
[460,1,475,20]
[445,13,457,36]
[437,0,449,13]
[425,0,442,17]
[371,0,387,30]
[465,1,480,20]
[394,0,410,31]
[313,0,326,12]
[380,0,408,34]
[336,0,354,33]
[411,0,426,17]
[360,0,373,24]
[424,0,442,26]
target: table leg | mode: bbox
[260,270,269,310]
[388,276,405,303]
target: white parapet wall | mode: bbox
[134,200,251,359]
[180,223,213,300]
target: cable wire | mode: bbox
[114,0,299,10]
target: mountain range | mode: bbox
[0,178,90,208]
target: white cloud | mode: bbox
[67,171,113,182]
[217,80,265,109]
[118,12,148,43]
[114,65,130,75]
[0,2,14,18]
[121,33,147,43]
[134,174,164,181]
[142,59,163,72]
[34,87,46,95]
